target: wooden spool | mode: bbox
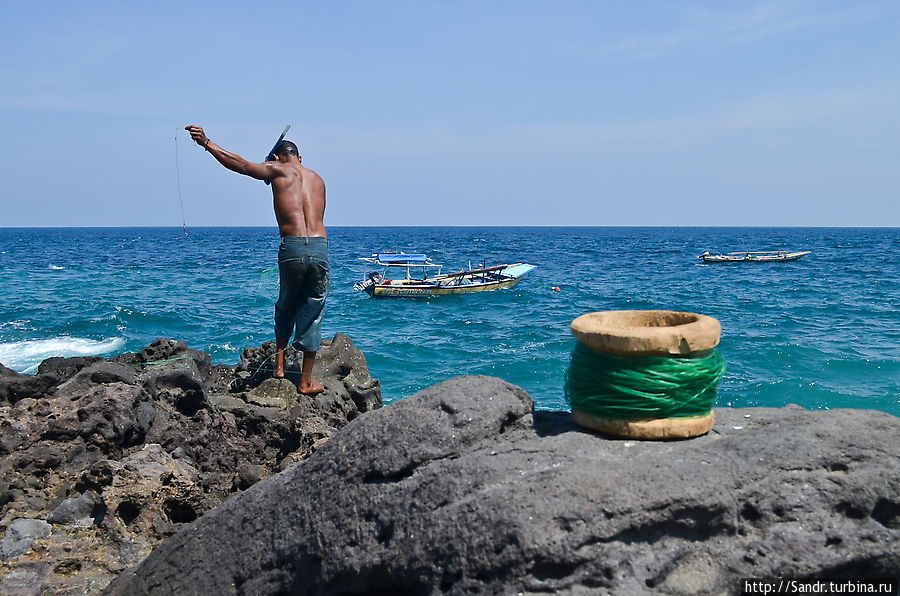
[570,310,721,440]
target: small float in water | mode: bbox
[699,250,811,263]
[353,252,537,297]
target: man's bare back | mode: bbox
[270,162,326,238]
[183,125,326,238]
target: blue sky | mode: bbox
[2,1,898,227]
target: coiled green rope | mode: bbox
[564,342,726,420]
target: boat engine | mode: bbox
[353,273,382,292]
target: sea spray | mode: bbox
[0,337,126,373]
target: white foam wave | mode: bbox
[49,264,65,270]
[209,342,236,351]
[0,337,126,374]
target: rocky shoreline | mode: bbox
[2,339,899,594]
[0,334,381,594]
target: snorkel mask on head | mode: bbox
[266,125,291,160]
[264,125,291,183]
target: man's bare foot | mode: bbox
[274,350,285,379]
[298,375,324,395]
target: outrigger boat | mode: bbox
[353,253,537,297]
[699,250,811,263]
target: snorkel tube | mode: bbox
[264,124,291,186]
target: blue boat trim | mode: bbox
[376,253,430,263]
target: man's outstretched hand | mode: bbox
[185,125,209,148]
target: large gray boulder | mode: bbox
[108,376,900,595]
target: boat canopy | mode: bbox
[376,253,429,263]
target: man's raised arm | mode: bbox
[185,125,280,181]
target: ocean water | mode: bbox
[1,227,897,415]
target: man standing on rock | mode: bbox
[185,125,328,395]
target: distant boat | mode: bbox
[353,252,537,297]
[699,250,811,263]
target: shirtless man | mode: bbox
[185,125,328,395]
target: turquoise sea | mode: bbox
[1,227,898,415]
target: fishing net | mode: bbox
[256,266,279,297]
[238,266,280,299]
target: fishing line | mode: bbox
[226,352,279,390]
[132,351,281,391]
[131,355,192,369]
[564,342,726,420]
[174,130,189,237]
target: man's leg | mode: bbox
[294,238,329,395]
[274,243,300,380]
[299,351,324,395]
[274,337,289,378]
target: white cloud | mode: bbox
[581,2,900,58]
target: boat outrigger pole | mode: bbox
[435,264,509,279]
[264,124,291,186]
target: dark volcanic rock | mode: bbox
[0,372,59,404]
[109,376,900,596]
[0,334,381,595]
[47,490,102,527]
[233,333,381,414]
[0,356,106,404]
[38,356,104,383]
[1,518,52,560]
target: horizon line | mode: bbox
[2,224,898,230]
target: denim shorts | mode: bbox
[274,236,329,352]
